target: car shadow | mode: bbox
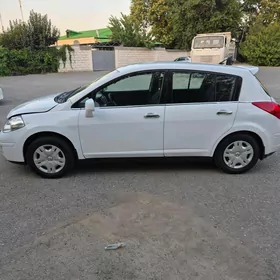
[73,157,217,175]
[0,99,13,106]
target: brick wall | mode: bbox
[115,47,190,68]
[58,45,93,72]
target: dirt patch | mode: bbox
[1,192,268,280]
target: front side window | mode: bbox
[172,71,238,104]
[93,71,166,107]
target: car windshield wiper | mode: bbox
[54,87,81,103]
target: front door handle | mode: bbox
[217,110,233,115]
[144,113,160,119]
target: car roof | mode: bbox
[117,62,255,77]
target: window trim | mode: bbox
[168,69,243,105]
[72,69,169,109]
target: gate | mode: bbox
[92,49,115,71]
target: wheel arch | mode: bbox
[212,131,265,160]
[23,131,78,162]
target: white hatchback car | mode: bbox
[1,62,280,178]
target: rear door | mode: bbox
[164,70,241,157]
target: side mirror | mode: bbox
[85,98,95,118]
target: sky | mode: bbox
[0,0,131,34]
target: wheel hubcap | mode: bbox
[223,140,254,169]
[33,145,66,174]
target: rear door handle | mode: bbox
[217,110,233,115]
[144,113,160,119]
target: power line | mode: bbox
[18,0,24,21]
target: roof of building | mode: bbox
[59,28,112,43]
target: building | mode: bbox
[56,28,112,46]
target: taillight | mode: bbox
[252,102,280,119]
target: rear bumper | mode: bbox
[263,132,280,158]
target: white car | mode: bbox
[174,56,192,63]
[0,62,280,178]
[0,88,3,101]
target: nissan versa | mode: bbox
[1,62,280,178]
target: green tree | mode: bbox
[0,10,60,50]
[108,13,153,48]
[170,0,243,49]
[257,0,280,25]
[239,0,280,66]
[130,0,243,49]
[239,20,280,66]
[130,0,175,48]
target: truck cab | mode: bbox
[190,32,237,64]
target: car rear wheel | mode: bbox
[26,136,75,178]
[214,134,260,174]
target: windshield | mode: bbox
[193,36,224,49]
[54,70,118,104]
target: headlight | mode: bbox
[3,116,25,133]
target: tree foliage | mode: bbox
[239,0,280,66]
[108,13,153,48]
[0,10,60,50]
[0,11,75,76]
[239,20,280,66]
[130,0,175,48]
[170,0,243,49]
[257,0,280,25]
[130,0,243,49]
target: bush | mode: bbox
[240,21,280,66]
[0,46,73,76]
[0,47,10,76]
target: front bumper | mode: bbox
[0,130,25,163]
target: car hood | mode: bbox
[7,93,59,119]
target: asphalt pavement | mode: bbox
[0,68,280,279]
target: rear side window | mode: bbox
[215,75,237,101]
[171,71,241,104]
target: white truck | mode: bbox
[190,32,237,65]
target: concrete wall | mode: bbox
[114,47,190,68]
[59,46,190,72]
[58,45,93,73]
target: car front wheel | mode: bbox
[214,134,260,174]
[26,136,75,178]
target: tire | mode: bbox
[26,136,75,178]
[214,133,260,174]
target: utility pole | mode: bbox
[18,0,24,22]
[0,13,4,32]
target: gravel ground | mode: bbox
[0,68,280,279]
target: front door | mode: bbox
[78,71,167,158]
[164,71,240,157]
